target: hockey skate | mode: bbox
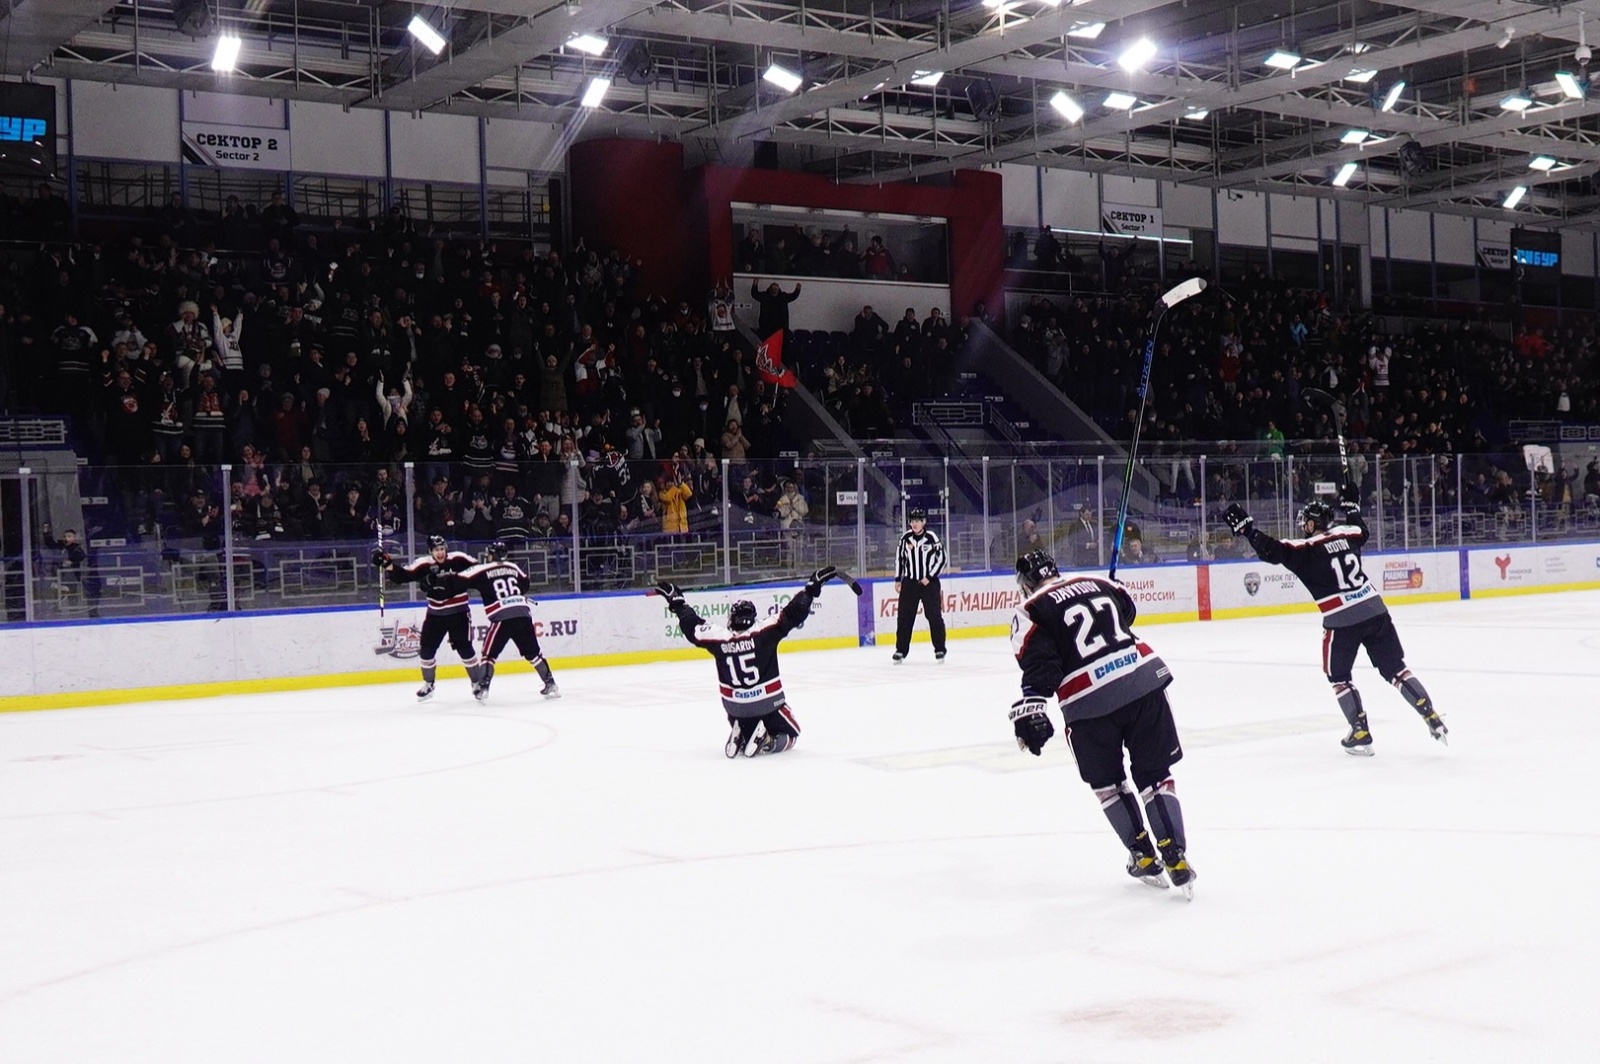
[1341,715,1374,756]
[935,650,946,662]
[416,681,436,702]
[1160,845,1197,900]
[540,679,561,699]
[892,652,905,664]
[472,681,489,704]
[1126,850,1169,889]
[725,719,755,759]
[1422,712,1448,745]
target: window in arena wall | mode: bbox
[731,203,950,284]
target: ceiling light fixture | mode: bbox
[1503,185,1529,209]
[406,15,447,56]
[211,34,242,72]
[910,71,944,87]
[1501,92,1534,112]
[1118,38,1157,72]
[1067,22,1106,40]
[1332,161,1359,187]
[1380,81,1406,112]
[1345,69,1377,84]
[762,63,803,93]
[580,76,611,108]
[566,33,608,56]
[1265,50,1301,70]
[1340,128,1371,145]
[1183,109,1210,121]
[1049,91,1084,122]
[1555,71,1586,99]
[1104,91,1138,110]
[1529,155,1559,171]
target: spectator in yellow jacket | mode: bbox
[659,473,693,534]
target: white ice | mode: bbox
[3,592,1598,1063]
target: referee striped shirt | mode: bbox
[896,529,946,581]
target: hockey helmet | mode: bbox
[908,506,928,523]
[485,539,509,562]
[1015,549,1062,595]
[728,599,758,632]
[427,534,449,558]
[1298,501,1336,532]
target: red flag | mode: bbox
[755,331,797,388]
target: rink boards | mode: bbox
[4,539,1599,709]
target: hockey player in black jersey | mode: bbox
[373,534,488,702]
[657,567,834,757]
[1009,550,1195,895]
[1224,487,1447,754]
[435,540,560,700]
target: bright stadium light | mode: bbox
[1501,92,1534,112]
[1340,128,1371,145]
[1104,91,1138,110]
[1118,37,1157,72]
[566,33,608,56]
[1345,69,1377,84]
[580,76,611,108]
[1503,185,1528,209]
[407,15,448,55]
[1049,91,1084,122]
[1555,71,1586,99]
[1379,80,1405,112]
[762,63,803,93]
[1183,108,1210,121]
[1265,50,1301,70]
[910,71,944,87]
[1067,22,1106,39]
[211,34,242,72]
[1332,161,1359,187]
[1529,155,1559,171]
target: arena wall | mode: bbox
[4,542,1598,711]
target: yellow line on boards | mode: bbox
[1469,580,1600,600]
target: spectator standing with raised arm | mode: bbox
[751,280,802,340]
[892,506,947,663]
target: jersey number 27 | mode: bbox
[1063,596,1133,659]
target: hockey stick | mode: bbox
[1110,278,1207,581]
[376,526,387,620]
[645,569,865,597]
[1302,387,1351,482]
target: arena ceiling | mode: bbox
[8,0,1600,227]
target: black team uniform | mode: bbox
[657,566,835,758]
[373,537,486,701]
[893,507,946,663]
[1225,492,1447,754]
[437,542,560,699]
[1008,550,1196,894]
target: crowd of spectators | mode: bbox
[735,223,947,284]
[0,195,824,558]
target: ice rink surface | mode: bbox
[3,591,1598,1062]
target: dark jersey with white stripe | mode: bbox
[671,591,814,718]
[438,559,533,621]
[895,529,946,581]
[388,551,478,615]
[1243,509,1387,629]
[1010,574,1172,723]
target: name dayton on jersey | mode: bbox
[1010,574,1171,720]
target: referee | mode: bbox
[893,506,947,663]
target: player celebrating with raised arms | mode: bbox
[658,567,835,758]
[1224,487,1447,755]
[372,534,488,702]
[1008,550,1196,895]
[434,540,560,701]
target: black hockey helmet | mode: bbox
[427,534,448,556]
[1298,501,1336,532]
[908,506,928,522]
[728,599,758,632]
[485,539,509,562]
[1016,549,1061,595]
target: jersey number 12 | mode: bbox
[1329,553,1365,591]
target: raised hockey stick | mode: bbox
[645,569,865,597]
[1302,387,1351,482]
[1110,278,1207,581]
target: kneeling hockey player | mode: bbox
[1009,550,1196,895]
[373,534,487,701]
[1224,485,1446,755]
[657,567,835,757]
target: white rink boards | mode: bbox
[2,591,1598,1063]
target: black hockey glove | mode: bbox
[805,565,837,597]
[1223,503,1254,536]
[420,567,448,596]
[655,580,685,608]
[1009,697,1055,756]
[370,547,391,569]
[1338,482,1361,512]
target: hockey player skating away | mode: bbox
[657,566,835,757]
[1008,550,1196,896]
[1224,488,1447,755]
[436,540,560,700]
[372,534,488,702]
